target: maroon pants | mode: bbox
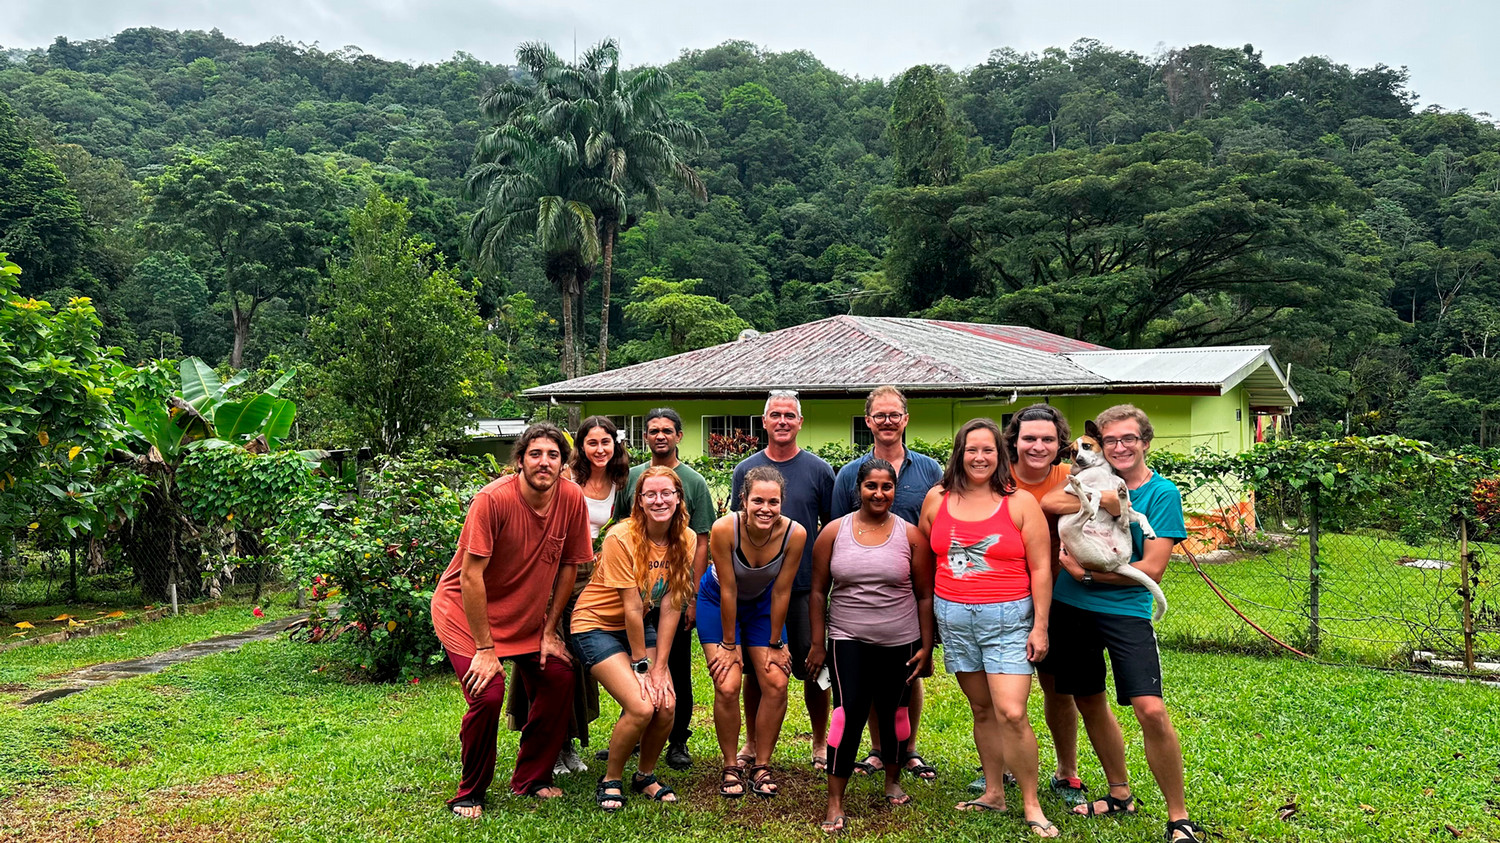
[446,649,575,801]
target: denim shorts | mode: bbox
[570,624,657,672]
[935,595,1034,675]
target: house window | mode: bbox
[604,415,641,452]
[703,415,766,457]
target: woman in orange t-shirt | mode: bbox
[1000,405,1091,810]
[570,466,697,811]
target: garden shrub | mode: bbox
[272,454,487,680]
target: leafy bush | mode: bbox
[1474,477,1500,541]
[271,454,486,681]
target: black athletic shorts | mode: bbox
[1044,599,1163,706]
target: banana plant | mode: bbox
[120,358,304,460]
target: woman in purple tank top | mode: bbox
[806,458,935,833]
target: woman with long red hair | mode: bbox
[570,466,697,811]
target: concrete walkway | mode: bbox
[20,613,310,706]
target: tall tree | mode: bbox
[0,96,89,296]
[466,121,622,379]
[142,139,339,368]
[478,40,706,371]
[889,65,965,188]
[310,192,488,453]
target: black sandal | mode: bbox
[852,752,882,776]
[448,795,483,817]
[1166,818,1207,842]
[631,771,678,802]
[901,751,937,781]
[595,778,625,812]
[1078,789,1137,818]
[719,765,747,799]
[748,763,778,799]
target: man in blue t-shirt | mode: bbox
[1041,405,1205,843]
[828,386,942,780]
[731,390,835,770]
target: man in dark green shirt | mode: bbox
[612,408,715,769]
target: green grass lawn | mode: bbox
[1157,532,1499,666]
[2,626,1497,842]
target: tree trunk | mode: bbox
[230,303,251,369]
[598,219,618,372]
[559,277,576,380]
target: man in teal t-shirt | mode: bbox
[612,408,714,770]
[1040,405,1205,843]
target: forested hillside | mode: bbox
[4,29,1499,448]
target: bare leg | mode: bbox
[953,672,1007,811]
[1133,696,1188,825]
[741,662,761,761]
[745,647,790,774]
[988,672,1054,834]
[1073,691,1133,816]
[703,641,745,776]
[1038,671,1080,780]
[592,653,659,808]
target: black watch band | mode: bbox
[768,640,786,650]
[633,658,650,674]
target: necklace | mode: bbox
[744,517,776,548]
[648,536,668,547]
[854,513,892,537]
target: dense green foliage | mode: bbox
[3,29,1500,453]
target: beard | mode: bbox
[522,464,558,492]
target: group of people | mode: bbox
[425,386,1207,843]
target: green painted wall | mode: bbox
[582,389,1254,458]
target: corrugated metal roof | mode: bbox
[525,315,1298,408]
[526,316,1108,400]
[1065,347,1299,408]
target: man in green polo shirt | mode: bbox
[612,408,715,769]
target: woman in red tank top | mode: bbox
[918,418,1058,836]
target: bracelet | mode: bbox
[474,645,494,651]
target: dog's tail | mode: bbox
[1114,564,1168,621]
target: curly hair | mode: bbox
[620,466,697,610]
[1095,404,1155,442]
[940,418,1014,496]
[1002,404,1073,465]
[511,422,570,468]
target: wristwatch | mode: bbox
[768,640,786,650]
[1081,571,1094,586]
[632,658,650,674]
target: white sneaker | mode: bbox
[564,742,589,773]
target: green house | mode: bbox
[525,316,1299,458]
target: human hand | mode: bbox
[766,645,792,677]
[1026,626,1049,663]
[804,643,826,680]
[905,647,930,684]
[1060,555,1087,582]
[707,642,740,683]
[539,631,573,668]
[683,602,697,628]
[463,649,503,697]
[647,665,675,707]
[1100,489,1122,517]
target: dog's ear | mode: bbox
[1061,441,1078,462]
[1085,420,1101,440]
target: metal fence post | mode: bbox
[1460,518,1475,673]
[1308,484,1321,654]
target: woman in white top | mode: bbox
[509,415,633,774]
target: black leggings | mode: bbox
[827,637,919,779]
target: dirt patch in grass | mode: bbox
[0,774,271,843]
[677,761,930,836]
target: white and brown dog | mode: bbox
[1058,420,1167,620]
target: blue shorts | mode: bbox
[935,595,1034,675]
[571,624,657,672]
[695,571,784,649]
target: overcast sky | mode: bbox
[3,1,1495,115]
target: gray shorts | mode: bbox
[935,595,1034,675]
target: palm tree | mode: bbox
[479,40,707,372]
[465,120,622,379]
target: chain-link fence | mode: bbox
[1154,465,1497,671]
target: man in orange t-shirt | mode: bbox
[429,423,593,817]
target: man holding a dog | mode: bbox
[1040,405,1204,843]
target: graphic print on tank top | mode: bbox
[945,533,999,578]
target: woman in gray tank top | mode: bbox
[806,458,935,833]
[695,466,806,800]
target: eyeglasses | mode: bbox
[869,412,906,423]
[1101,435,1144,447]
[640,490,680,502]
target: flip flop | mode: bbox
[955,799,1007,813]
[1027,820,1061,838]
[448,796,483,818]
[820,815,847,834]
[885,792,915,806]
[811,754,829,773]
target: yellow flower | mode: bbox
[364,553,371,559]
[226,513,235,521]
[37,430,48,446]
[68,446,82,462]
[27,522,39,530]
[352,517,360,525]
